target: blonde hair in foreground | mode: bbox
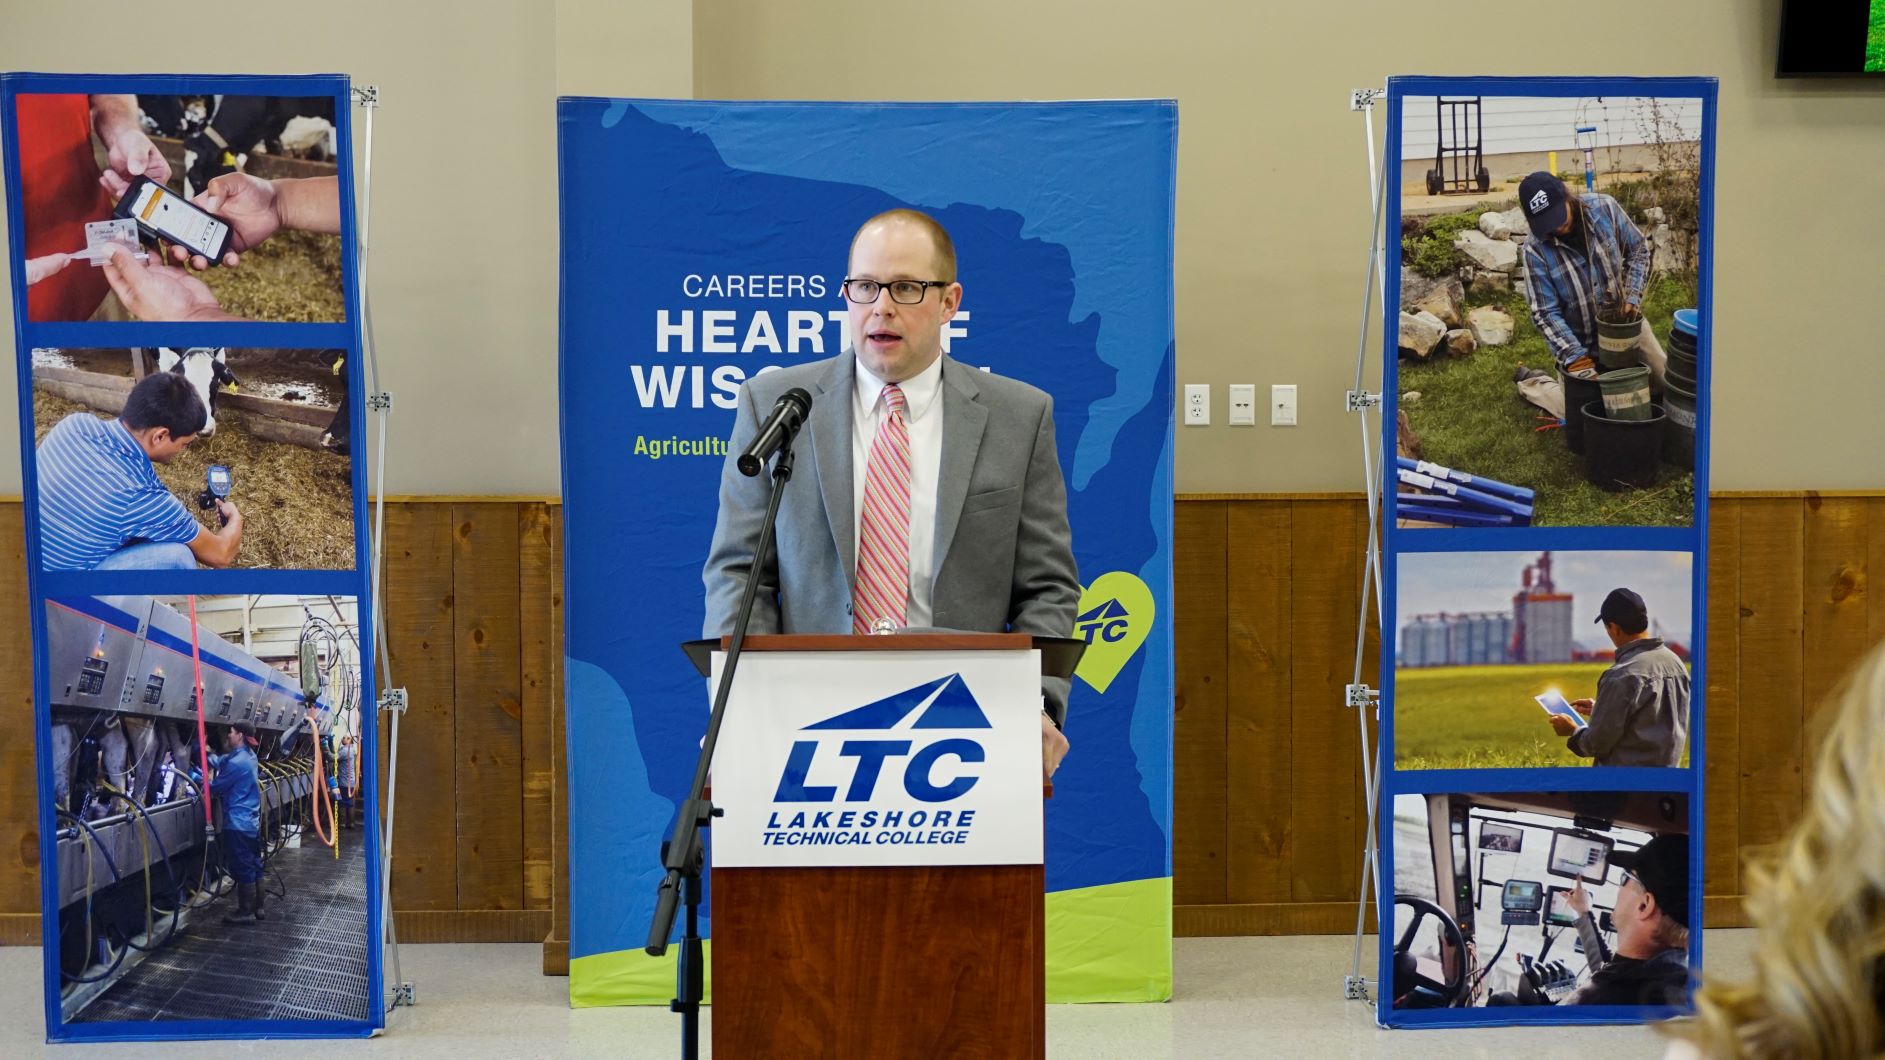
[1679,639,1885,1058]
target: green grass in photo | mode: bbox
[1869,0,1885,73]
[1398,214,1695,528]
[1394,662,1610,770]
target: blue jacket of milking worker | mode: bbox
[209,744,261,835]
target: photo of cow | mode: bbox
[30,347,354,572]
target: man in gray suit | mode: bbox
[702,209,1080,775]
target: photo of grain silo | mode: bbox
[1394,550,1693,769]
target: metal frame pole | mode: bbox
[1341,86,1390,1011]
[351,82,416,1015]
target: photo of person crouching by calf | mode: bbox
[1546,588,1691,767]
[35,371,243,571]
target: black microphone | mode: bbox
[737,388,813,477]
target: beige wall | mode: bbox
[695,0,1885,493]
[557,0,691,99]
[5,1,1882,495]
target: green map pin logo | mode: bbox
[1073,571,1155,694]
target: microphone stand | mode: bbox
[646,436,797,1060]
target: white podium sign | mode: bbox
[709,649,1044,868]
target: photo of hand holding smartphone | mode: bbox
[13,92,345,323]
[113,175,233,265]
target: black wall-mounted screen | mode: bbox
[1778,1,1884,76]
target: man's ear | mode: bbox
[940,281,963,323]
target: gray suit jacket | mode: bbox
[701,352,1081,724]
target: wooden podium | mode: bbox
[692,633,1074,1059]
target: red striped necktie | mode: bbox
[854,383,910,634]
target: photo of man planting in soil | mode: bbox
[1513,170,1667,386]
[32,348,355,571]
[13,92,345,323]
[1393,548,1692,770]
[1394,95,1706,529]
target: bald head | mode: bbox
[849,209,956,283]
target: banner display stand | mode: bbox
[557,98,1179,1010]
[2,73,394,1040]
[1361,76,1717,1029]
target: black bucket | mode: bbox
[1581,399,1666,491]
[1560,369,1602,455]
[1666,360,1698,393]
[1663,378,1697,469]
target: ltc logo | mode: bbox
[1077,598,1132,644]
[774,674,989,804]
[1528,188,1550,213]
[1073,572,1156,693]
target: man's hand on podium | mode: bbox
[1042,711,1070,779]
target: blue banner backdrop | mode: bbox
[558,99,1176,1004]
[1,73,381,1041]
[1377,76,1717,1028]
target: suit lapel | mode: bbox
[810,354,857,588]
[931,356,988,586]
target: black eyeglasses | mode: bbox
[841,278,950,305]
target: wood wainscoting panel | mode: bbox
[0,495,1880,950]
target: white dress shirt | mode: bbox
[852,354,944,628]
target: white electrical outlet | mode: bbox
[1184,384,1210,426]
[1271,384,1298,426]
[1228,384,1256,426]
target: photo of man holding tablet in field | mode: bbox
[1545,588,1691,767]
[1395,550,1692,770]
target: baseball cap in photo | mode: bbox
[1519,171,1568,237]
[1595,587,1648,627]
[1611,834,1689,928]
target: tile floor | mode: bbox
[0,930,1754,1058]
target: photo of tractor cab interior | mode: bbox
[1390,790,1687,1010]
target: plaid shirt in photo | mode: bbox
[1520,192,1652,368]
